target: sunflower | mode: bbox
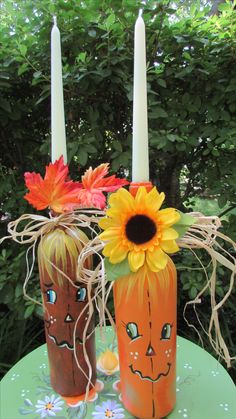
[99,186,180,273]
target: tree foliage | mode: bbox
[0,0,235,205]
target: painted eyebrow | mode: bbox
[74,281,81,286]
[74,282,87,287]
[43,282,53,288]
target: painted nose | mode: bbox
[146,343,156,357]
[64,313,74,323]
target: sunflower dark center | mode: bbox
[125,214,157,245]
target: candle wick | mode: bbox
[139,9,143,18]
[53,15,57,26]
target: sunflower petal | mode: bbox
[135,186,147,204]
[157,208,180,227]
[128,250,145,272]
[109,188,134,212]
[160,240,179,254]
[146,247,168,272]
[161,227,179,240]
[109,243,128,264]
[105,208,122,220]
[102,239,121,257]
[145,188,165,212]
[134,186,147,212]
[98,217,118,230]
[99,228,120,241]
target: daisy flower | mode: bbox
[35,394,64,417]
[92,399,124,418]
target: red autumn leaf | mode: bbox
[77,163,129,209]
[24,156,82,213]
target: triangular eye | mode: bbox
[76,287,87,302]
[161,323,172,340]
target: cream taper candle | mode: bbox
[51,16,67,163]
[132,10,149,182]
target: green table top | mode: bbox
[1,327,235,419]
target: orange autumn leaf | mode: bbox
[77,163,129,209]
[24,156,82,213]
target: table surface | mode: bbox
[1,327,235,419]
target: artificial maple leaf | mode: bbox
[77,163,129,209]
[24,156,82,213]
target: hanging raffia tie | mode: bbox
[178,212,236,368]
[0,209,115,401]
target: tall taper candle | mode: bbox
[51,16,67,163]
[132,10,149,182]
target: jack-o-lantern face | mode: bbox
[114,261,177,419]
[41,279,93,350]
[40,275,96,397]
[38,227,96,397]
[126,320,173,382]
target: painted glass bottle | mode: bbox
[38,226,96,397]
[114,260,177,418]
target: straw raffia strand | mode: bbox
[0,210,115,401]
[178,212,236,368]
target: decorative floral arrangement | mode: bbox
[24,156,128,212]
[1,156,235,386]
[98,185,236,368]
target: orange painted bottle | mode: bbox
[114,260,177,419]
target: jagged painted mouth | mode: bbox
[129,362,171,382]
[48,334,75,350]
[47,331,94,350]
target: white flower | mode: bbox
[35,394,64,418]
[92,399,124,418]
